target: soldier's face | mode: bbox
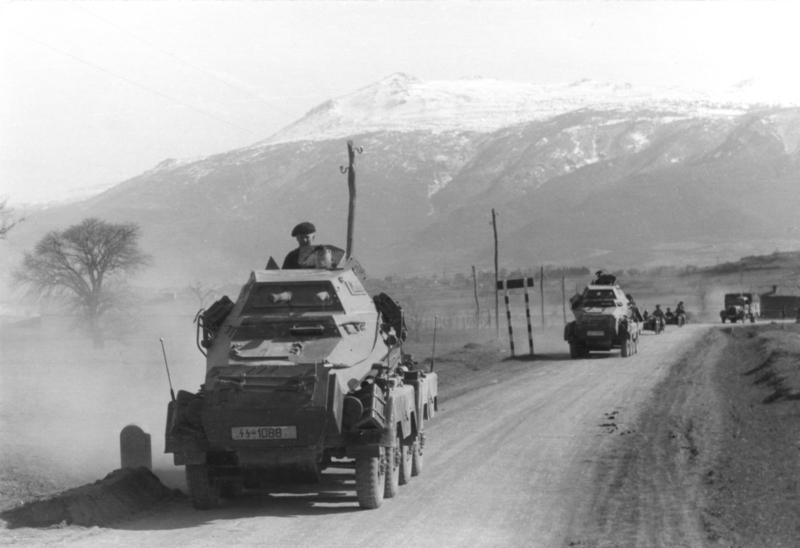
[296,233,314,247]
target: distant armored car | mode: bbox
[165,260,437,510]
[564,282,641,358]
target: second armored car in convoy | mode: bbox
[564,281,641,358]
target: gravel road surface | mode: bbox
[2,325,707,548]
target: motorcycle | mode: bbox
[643,315,665,334]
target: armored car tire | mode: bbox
[411,435,424,477]
[384,438,401,498]
[186,464,220,510]
[399,437,413,485]
[218,478,243,499]
[569,342,586,359]
[355,449,386,509]
[621,336,632,357]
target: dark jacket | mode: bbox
[282,248,303,269]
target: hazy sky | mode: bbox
[1,1,798,205]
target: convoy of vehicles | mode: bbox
[161,139,768,516]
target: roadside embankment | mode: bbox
[702,323,800,547]
[578,323,800,548]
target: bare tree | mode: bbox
[187,281,216,308]
[0,200,23,238]
[15,218,149,345]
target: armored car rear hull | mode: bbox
[165,265,438,509]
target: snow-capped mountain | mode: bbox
[261,73,795,145]
[3,74,800,286]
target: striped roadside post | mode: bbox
[524,277,534,356]
[503,279,515,357]
[497,276,536,358]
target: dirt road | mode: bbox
[2,325,709,548]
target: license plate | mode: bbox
[587,330,605,337]
[231,426,297,441]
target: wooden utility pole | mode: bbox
[539,265,545,327]
[561,269,567,324]
[492,209,499,338]
[343,140,359,259]
[472,265,480,332]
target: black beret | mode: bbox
[291,222,316,237]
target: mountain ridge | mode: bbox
[2,76,799,288]
[259,73,796,146]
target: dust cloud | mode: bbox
[0,308,206,507]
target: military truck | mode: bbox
[564,282,641,358]
[720,292,758,323]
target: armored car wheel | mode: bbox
[411,435,424,477]
[186,464,220,510]
[384,440,401,498]
[621,337,631,357]
[218,478,243,499]
[399,437,413,485]
[355,449,386,509]
[569,342,585,359]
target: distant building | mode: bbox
[759,286,800,319]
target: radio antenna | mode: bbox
[160,337,176,402]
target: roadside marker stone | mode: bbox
[120,424,152,470]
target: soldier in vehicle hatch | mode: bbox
[592,270,617,285]
[281,221,346,269]
[282,221,317,269]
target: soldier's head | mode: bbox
[655,304,661,309]
[291,222,316,247]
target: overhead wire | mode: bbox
[7,29,261,137]
[71,3,290,114]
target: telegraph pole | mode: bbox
[561,269,567,324]
[341,140,361,259]
[539,265,545,327]
[472,265,480,333]
[492,208,499,338]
